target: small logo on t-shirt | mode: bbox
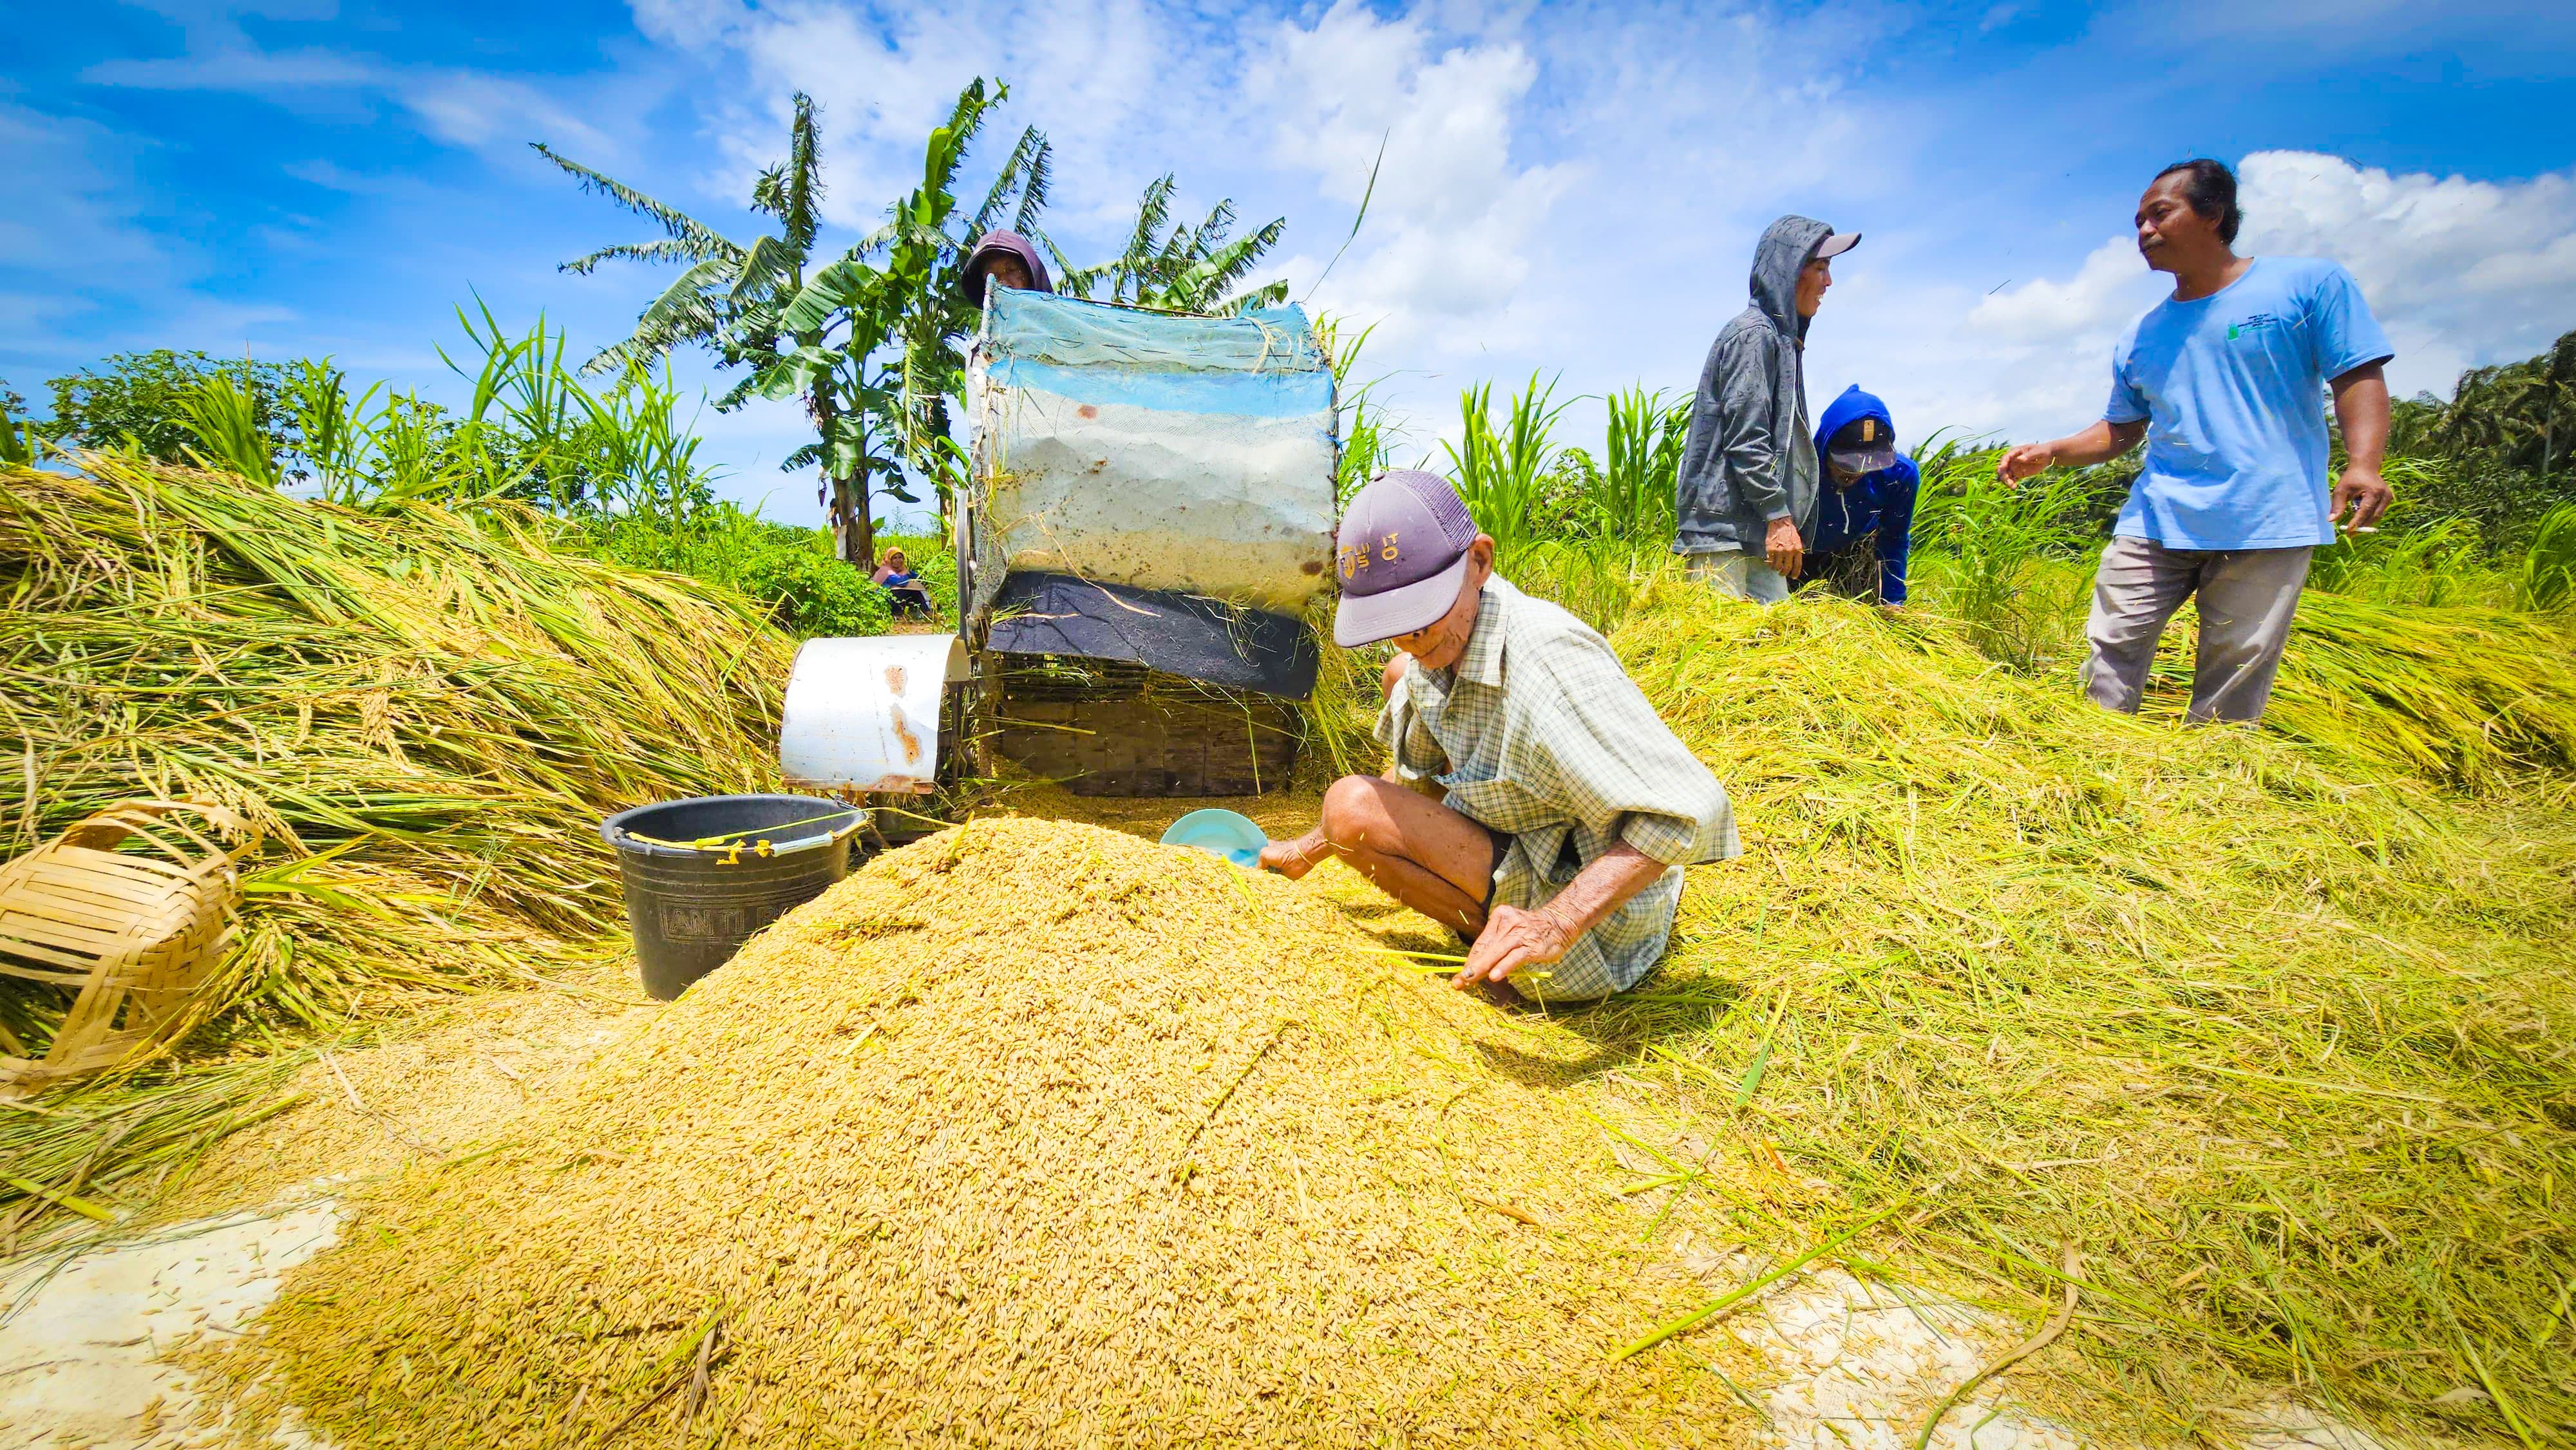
[2227,312,2282,341]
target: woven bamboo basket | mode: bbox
[0,800,254,1097]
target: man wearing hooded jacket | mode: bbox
[1674,216,1861,602]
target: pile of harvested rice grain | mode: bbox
[216,818,1747,1446]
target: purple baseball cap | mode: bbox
[1332,469,1481,648]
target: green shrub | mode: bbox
[585,505,891,639]
[731,537,889,637]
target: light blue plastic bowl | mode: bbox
[1159,807,1269,869]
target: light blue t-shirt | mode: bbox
[2105,257,2393,551]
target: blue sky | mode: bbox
[8,0,2573,525]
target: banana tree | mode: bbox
[857,79,1050,521]
[540,93,897,563]
[542,82,1048,565]
[1052,174,1289,317]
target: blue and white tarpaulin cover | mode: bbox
[963,290,1340,623]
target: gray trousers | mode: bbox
[1685,549,1791,604]
[2083,536,2312,724]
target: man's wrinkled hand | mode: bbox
[2331,464,2392,531]
[1994,441,2054,486]
[1457,904,1573,992]
[1764,516,1804,580]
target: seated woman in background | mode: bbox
[871,548,934,619]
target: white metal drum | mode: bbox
[777,634,969,795]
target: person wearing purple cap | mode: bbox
[960,230,1054,306]
[1674,215,1859,603]
[1259,470,1740,1004]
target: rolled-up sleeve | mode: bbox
[1519,646,1739,868]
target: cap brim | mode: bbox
[1332,551,1471,648]
[1813,231,1861,259]
[1831,443,1899,473]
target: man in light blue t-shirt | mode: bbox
[1998,158,2394,723]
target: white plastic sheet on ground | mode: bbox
[963,291,1339,621]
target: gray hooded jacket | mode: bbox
[1673,215,1833,555]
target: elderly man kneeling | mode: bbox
[1261,470,1740,1004]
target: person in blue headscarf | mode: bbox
[1801,385,1918,607]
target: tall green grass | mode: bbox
[1908,433,2112,668]
[1593,386,1690,541]
[182,303,719,518]
[1445,373,1570,546]
[2517,502,2576,611]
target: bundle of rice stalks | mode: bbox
[1609,587,2576,1443]
[213,819,1740,1446]
[2148,588,2576,789]
[0,457,790,1219]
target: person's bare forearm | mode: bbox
[1997,419,2145,482]
[2045,420,2145,469]
[1457,841,1674,990]
[2325,362,2395,531]
[2333,362,2389,473]
[1536,843,1667,939]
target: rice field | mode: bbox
[4,454,2573,1446]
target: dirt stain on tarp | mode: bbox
[890,703,923,764]
[885,665,907,693]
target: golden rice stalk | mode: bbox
[0,455,791,1225]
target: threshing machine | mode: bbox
[775,288,1341,825]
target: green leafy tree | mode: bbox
[42,350,290,465]
[857,82,1049,519]
[1054,175,1289,316]
[2436,328,2576,485]
[537,96,869,552]
[540,82,1045,568]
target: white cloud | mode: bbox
[1826,236,2166,442]
[399,71,609,153]
[0,101,167,279]
[627,0,1189,234]
[1968,237,2156,346]
[86,47,378,90]
[2235,150,2576,397]
[281,157,401,193]
[84,36,613,156]
[1249,1,1575,361]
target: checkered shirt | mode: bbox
[1376,578,1740,999]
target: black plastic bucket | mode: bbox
[600,795,869,1001]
